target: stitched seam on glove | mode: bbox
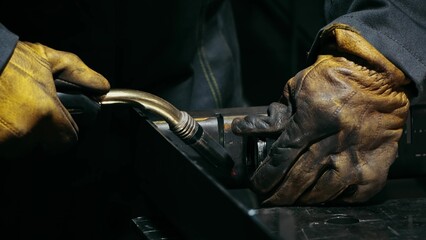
[332,90,357,117]
[17,42,51,70]
[8,61,46,84]
[297,56,334,94]
[0,117,21,137]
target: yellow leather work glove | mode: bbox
[232,25,411,205]
[0,41,110,157]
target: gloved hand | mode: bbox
[232,25,412,205]
[0,41,110,157]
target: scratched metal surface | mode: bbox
[252,198,426,240]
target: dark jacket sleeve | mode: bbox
[0,23,18,72]
[313,0,426,103]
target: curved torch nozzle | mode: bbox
[101,89,234,171]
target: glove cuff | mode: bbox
[316,24,411,91]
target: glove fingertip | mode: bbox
[231,118,244,135]
[89,72,111,95]
[231,117,257,135]
[262,194,294,207]
[60,70,111,96]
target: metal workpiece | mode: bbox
[252,195,426,240]
[101,89,234,174]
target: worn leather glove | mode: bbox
[0,41,110,157]
[232,25,411,205]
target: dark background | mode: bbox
[0,0,325,106]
